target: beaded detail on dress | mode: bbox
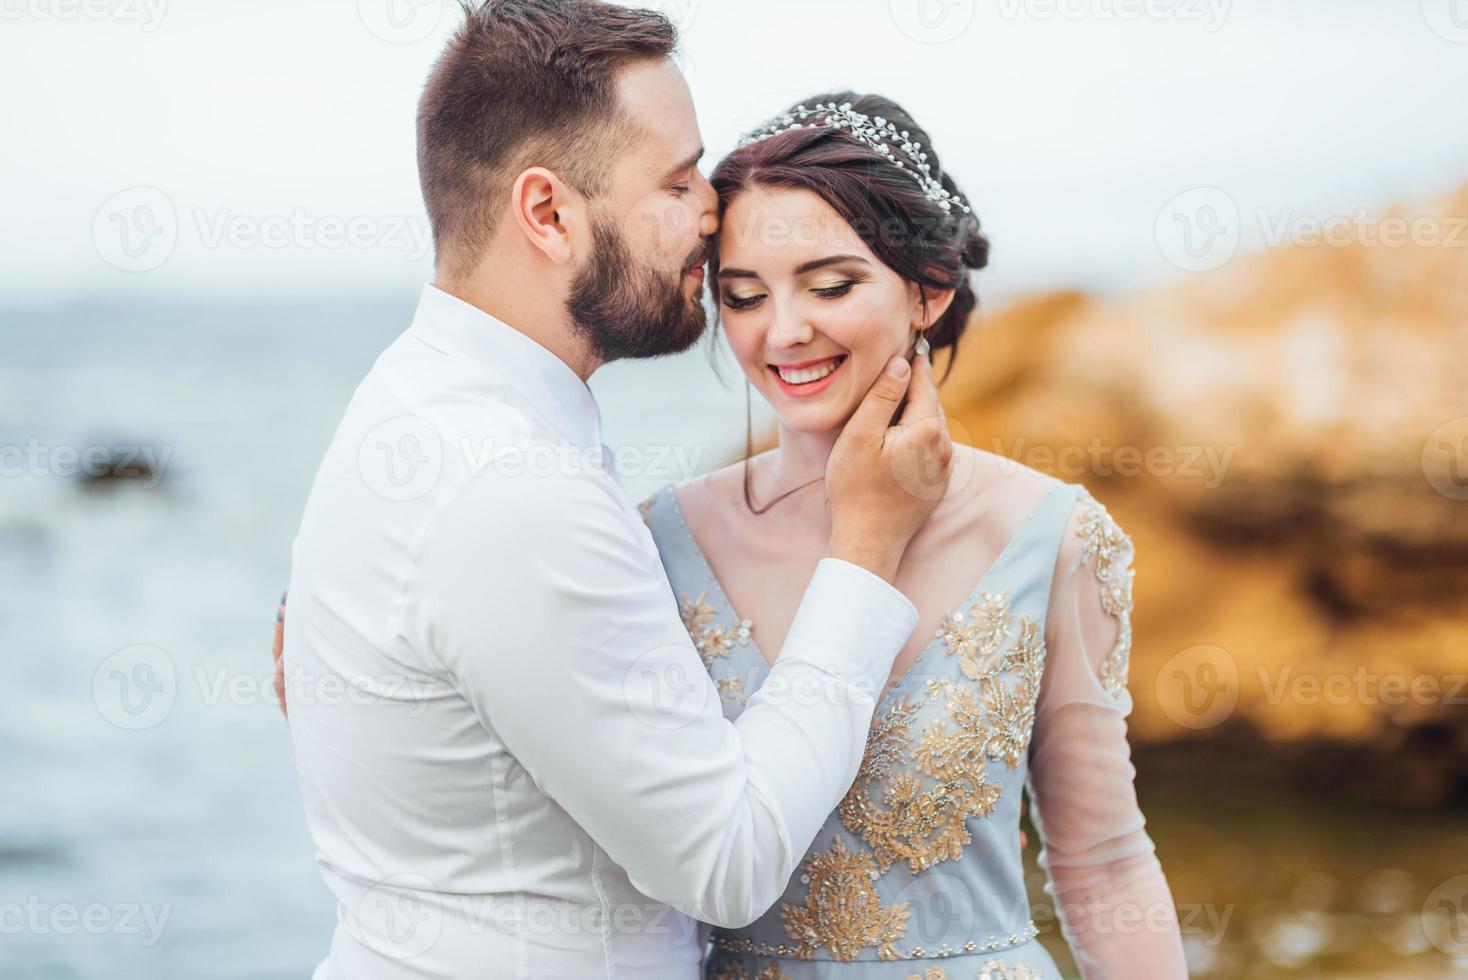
[1073,488,1135,702]
[641,480,1083,977]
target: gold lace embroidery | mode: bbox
[708,963,788,980]
[716,676,746,703]
[1076,489,1134,702]
[838,591,1045,873]
[935,592,1013,680]
[907,962,1042,980]
[975,617,1045,768]
[711,921,1040,962]
[678,592,752,667]
[780,836,910,961]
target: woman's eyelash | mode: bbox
[813,280,859,298]
[723,293,765,311]
[723,278,863,311]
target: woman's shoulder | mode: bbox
[635,481,676,523]
[944,444,1069,523]
[636,473,733,549]
[948,444,1133,573]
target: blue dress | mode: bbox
[641,477,1087,980]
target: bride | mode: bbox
[638,92,1190,980]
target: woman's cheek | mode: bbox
[833,300,905,356]
[726,323,766,387]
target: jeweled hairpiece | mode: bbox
[737,101,971,214]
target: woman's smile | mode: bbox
[769,354,848,397]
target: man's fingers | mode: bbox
[274,591,288,719]
[843,356,912,444]
[274,657,287,719]
[897,350,943,428]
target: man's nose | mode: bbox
[694,170,719,237]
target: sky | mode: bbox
[3,0,1468,304]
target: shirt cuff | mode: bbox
[776,557,919,691]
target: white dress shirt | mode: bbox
[285,284,919,980]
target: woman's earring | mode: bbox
[913,328,930,357]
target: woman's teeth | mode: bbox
[774,357,844,385]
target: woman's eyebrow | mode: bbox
[718,255,871,281]
[792,254,870,275]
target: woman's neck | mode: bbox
[775,423,840,482]
[746,423,840,525]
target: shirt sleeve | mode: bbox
[1026,491,1190,979]
[409,467,918,929]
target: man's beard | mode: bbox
[566,213,708,363]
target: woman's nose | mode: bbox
[767,303,814,349]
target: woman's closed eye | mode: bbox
[723,278,864,312]
[722,291,766,311]
[812,278,861,299]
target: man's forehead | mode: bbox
[615,57,702,156]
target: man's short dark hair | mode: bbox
[417,0,678,276]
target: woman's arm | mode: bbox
[1026,491,1190,979]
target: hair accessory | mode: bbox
[737,101,971,214]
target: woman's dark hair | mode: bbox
[708,91,989,379]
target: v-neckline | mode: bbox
[664,480,1065,709]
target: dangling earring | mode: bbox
[913,326,930,358]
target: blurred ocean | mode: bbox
[0,295,761,978]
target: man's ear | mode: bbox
[912,283,957,328]
[510,167,584,266]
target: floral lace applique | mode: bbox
[976,960,1043,980]
[779,836,910,961]
[678,592,753,667]
[905,962,1043,980]
[1076,489,1135,702]
[707,962,789,980]
[935,591,1013,680]
[715,676,746,704]
[838,591,1045,873]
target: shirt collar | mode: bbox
[407,283,603,451]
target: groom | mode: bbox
[281,2,954,977]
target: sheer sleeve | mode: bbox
[1026,490,1190,979]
